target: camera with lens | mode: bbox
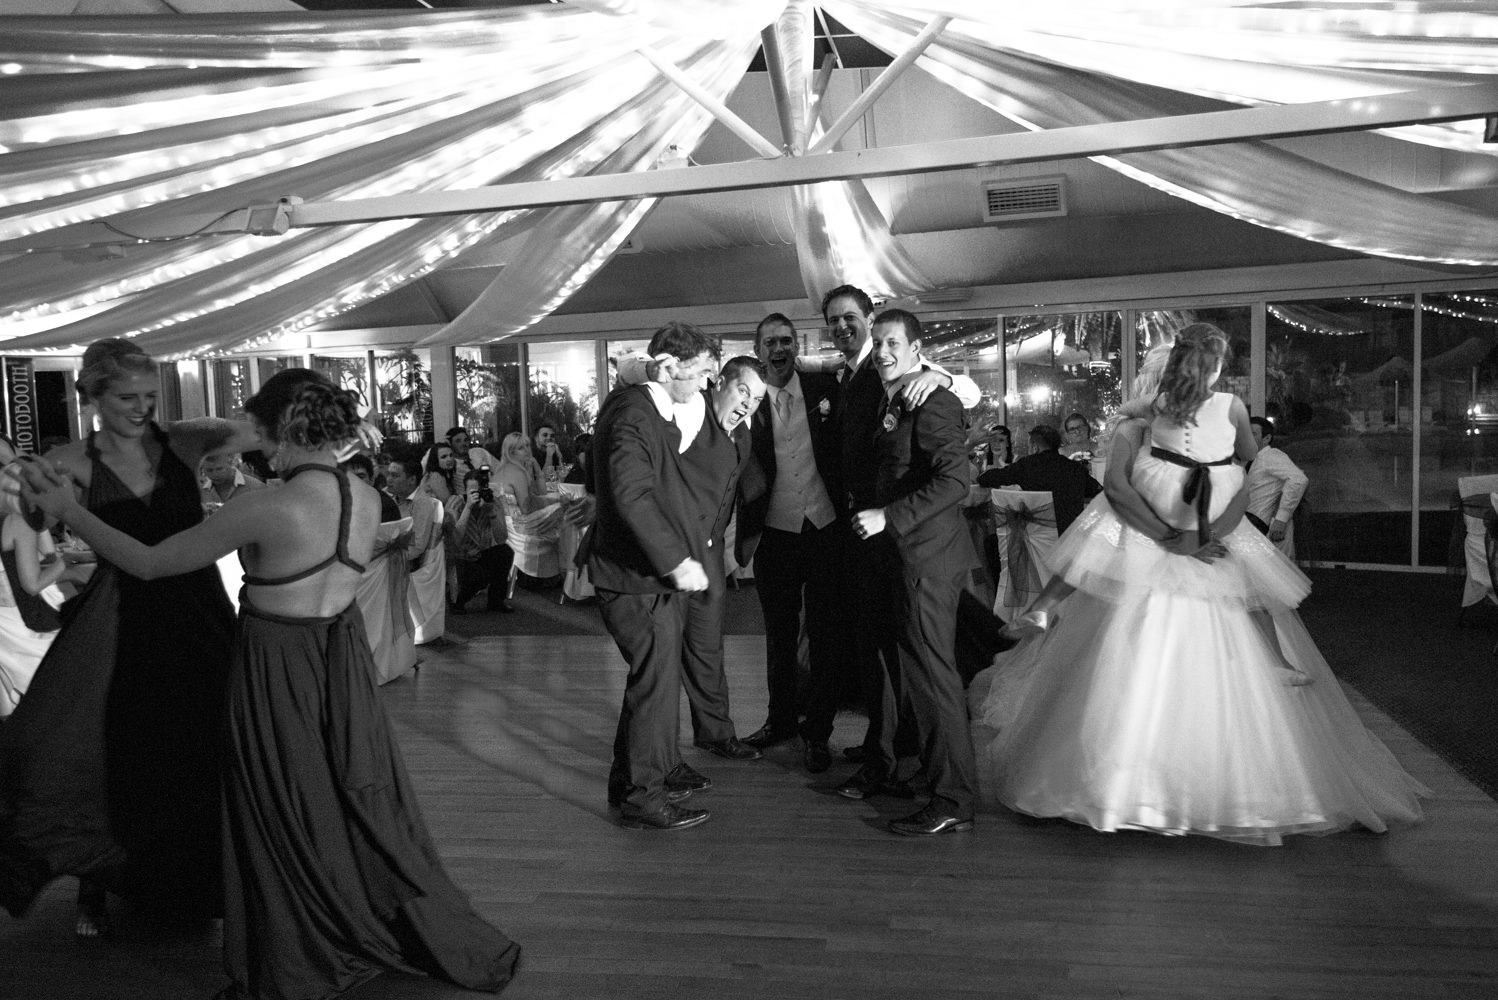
[475,465,494,504]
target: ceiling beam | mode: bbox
[8,81,1498,253]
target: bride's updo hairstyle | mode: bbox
[76,337,157,404]
[245,368,361,449]
[1153,323,1230,427]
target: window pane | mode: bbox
[1419,290,1498,566]
[374,349,432,447]
[527,340,598,464]
[211,359,249,418]
[1002,311,1123,465]
[1135,307,1252,398]
[1266,295,1415,565]
[456,344,520,447]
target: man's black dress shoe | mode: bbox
[888,804,974,837]
[666,762,712,792]
[742,724,797,749]
[803,740,831,774]
[609,786,692,808]
[693,737,763,761]
[619,804,710,831]
[835,766,887,800]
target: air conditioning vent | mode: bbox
[982,176,1067,223]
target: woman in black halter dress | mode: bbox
[18,367,520,1000]
[0,339,242,933]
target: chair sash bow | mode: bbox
[993,500,1056,610]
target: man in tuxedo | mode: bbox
[824,284,977,798]
[735,314,849,773]
[674,357,769,766]
[589,321,720,831]
[977,424,1101,534]
[851,308,978,836]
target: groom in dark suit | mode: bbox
[850,308,979,836]
[590,321,722,831]
[735,313,848,773]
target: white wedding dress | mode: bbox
[970,393,1428,845]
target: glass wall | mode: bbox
[1265,295,1415,565]
[374,349,433,446]
[211,359,250,419]
[1000,311,1124,459]
[311,354,369,412]
[455,343,521,448]
[527,340,599,463]
[1420,289,1498,566]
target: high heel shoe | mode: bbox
[1281,667,1313,687]
[1001,609,1055,641]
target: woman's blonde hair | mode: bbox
[76,338,156,403]
[500,431,529,465]
[1153,323,1230,426]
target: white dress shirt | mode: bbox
[1246,444,1309,526]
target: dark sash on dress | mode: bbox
[1150,446,1233,544]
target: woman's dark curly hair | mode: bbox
[245,368,361,448]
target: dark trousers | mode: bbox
[851,532,913,777]
[895,569,978,817]
[453,545,514,609]
[753,522,844,742]
[680,550,735,745]
[600,589,688,817]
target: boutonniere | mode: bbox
[818,398,831,417]
[881,399,902,433]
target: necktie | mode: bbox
[776,389,792,424]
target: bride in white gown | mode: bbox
[970,325,1428,846]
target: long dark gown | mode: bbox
[223,465,519,1000]
[0,426,233,916]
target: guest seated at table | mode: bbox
[199,452,265,507]
[495,432,562,517]
[530,423,564,482]
[418,442,459,504]
[1060,411,1096,463]
[563,433,592,491]
[341,453,401,522]
[978,424,1101,535]
[383,456,423,521]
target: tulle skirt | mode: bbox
[1047,494,1311,611]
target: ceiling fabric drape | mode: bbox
[1,2,1497,357]
[828,0,1498,265]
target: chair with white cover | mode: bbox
[355,516,418,684]
[500,491,563,583]
[554,486,596,603]
[407,495,447,645]
[1456,473,1498,623]
[990,488,1058,620]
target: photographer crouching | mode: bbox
[451,466,515,614]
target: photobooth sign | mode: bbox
[2,356,38,454]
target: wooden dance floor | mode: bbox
[4,627,1498,999]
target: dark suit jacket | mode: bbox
[586,385,707,594]
[874,386,978,579]
[839,355,888,512]
[735,371,842,566]
[977,449,1101,534]
[680,391,752,556]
